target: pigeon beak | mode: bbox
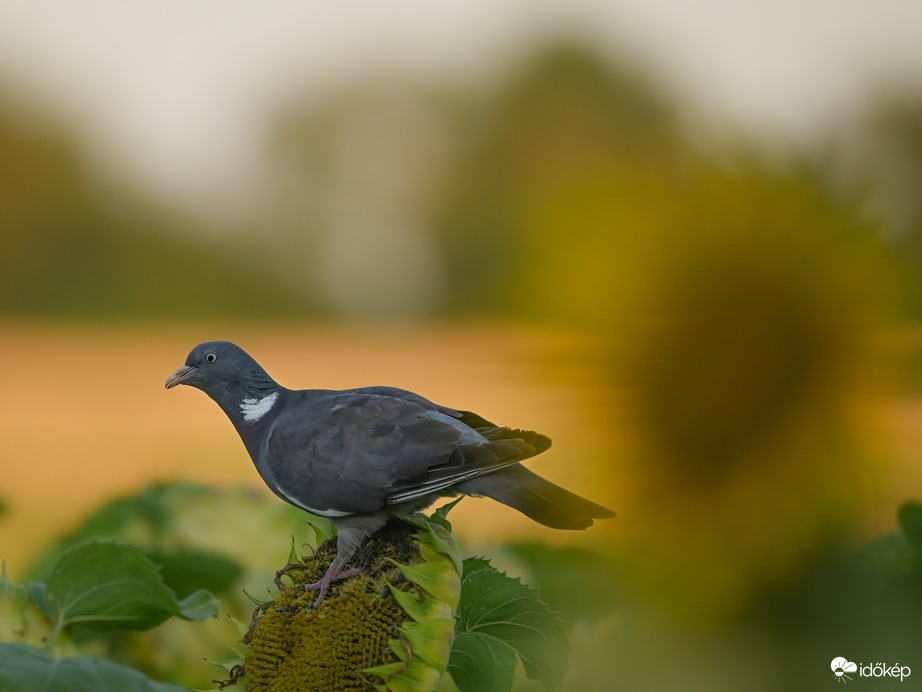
[165,365,197,389]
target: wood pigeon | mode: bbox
[166,341,613,605]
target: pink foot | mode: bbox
[305,564,360,607]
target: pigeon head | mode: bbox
[165,341,281,419]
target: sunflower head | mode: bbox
[222,515,461,691]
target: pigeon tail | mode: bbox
[457,464,614,530]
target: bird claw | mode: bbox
[304,566,361,607]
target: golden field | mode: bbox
[0,321,620,580]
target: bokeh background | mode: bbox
[3,1,922,689]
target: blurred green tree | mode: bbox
[832,94,922,313]
[0,102,315,320]
[433,42,689,323]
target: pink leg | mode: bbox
[305,518,383,606]
[304,554,360,607]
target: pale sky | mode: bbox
[0,0,920,221]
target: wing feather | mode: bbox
[259,389,548,517]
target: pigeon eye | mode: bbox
[205,353,218,363]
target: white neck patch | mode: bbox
[239,392,279,422]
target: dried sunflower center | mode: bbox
[240,521,443,692]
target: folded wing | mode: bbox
[261,390,549,516]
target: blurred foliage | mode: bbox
[0,541,217,692]
[0,643,188,692]
[429,44,909,333]
[2,40,918,324]
[835,95,922,285]
[26,482,316,689]
[433,43,688,322]
[499,501,922,690]
[260,78,457,320]
[0,104,316,320]
[502,542,620,625]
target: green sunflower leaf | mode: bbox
[430,497,464,532]
[448,631,518,692]
[42,541,218,640]
[0,642,188,692]
[451,556,569,691]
